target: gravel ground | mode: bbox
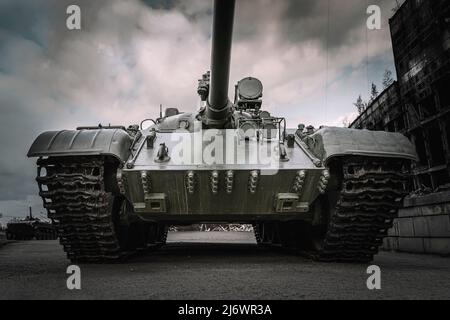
[0,231,449,300]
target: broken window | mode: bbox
[445,116,450,156]
[437,75,450,109]
[412,130,428,166]
[432,169,450,190]
[420,94,437,117]
[387,122,396,132]
[418,173,432,190]
[427,121,446,166]
[397,116,406,131]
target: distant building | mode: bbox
[351,81,404,133]
[351,0,450,192]
[350,0,450,255]
[392,0,450,191]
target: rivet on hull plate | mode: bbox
[292,170,306,194]
[317,169,330,194]
[211,170,219,194]
[248,170,259,194]
[186,171,195,195]
[141,171,151,196]
[225,170,234,194]
[117,169,127,195]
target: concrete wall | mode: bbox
[383,191,450,255]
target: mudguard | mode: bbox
[27,129,132,162]
[306,127,417,164]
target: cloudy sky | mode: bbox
[0,0,404,221]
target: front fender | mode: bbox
[27,129,132,163]
[306,127,417,164]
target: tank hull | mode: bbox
[28,127,417,223]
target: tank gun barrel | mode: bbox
[205,0,236,127]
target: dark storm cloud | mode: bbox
[139,0,373,48]
[233,0,397,49]
[279,0,365,48]
[141,0,178,10]
[145,0,400,53]
[0,0,210,202]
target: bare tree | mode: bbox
[392,0,403,13]
[382,69,394,89]
[354,95,366,114]
[370,83,379,103]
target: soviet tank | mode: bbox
[6,208,58,241]
[27,0,416,263]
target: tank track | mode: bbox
[252,223,262,244]
[254,157,410,263]
[157,226,169,246]
[253,223,281,247]
[310,157,409,262]
[36,157,126,263]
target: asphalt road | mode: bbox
[1,232,449,300]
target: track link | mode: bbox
[253,157,410,263]
[36,157,127,263]
[252,223,263,244]
[312,157,410,262]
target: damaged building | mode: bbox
[351,0,450,254]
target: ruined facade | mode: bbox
[351,0,450,254]
[352,0,450,193]
[351,81,404,133]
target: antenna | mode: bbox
[159,104,163,118]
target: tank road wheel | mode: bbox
[277,221,312,250]
[155,224,169,247]
[252,223,263,244]
[266,223,281,246]
[253,222,281,247]
[36,156,159,263]
[52,230,58,240]
[300,156,411,263]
